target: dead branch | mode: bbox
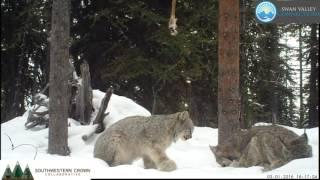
[92,87,113,133]
[168,0,178,36]
[77,61,93,125]
[5,133,38,160]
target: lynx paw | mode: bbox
[158,159,177,172]
[230,160,240,167]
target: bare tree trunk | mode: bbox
[218,0,240,144]
[298,25,304,128]
[8,58,26,120]
[270,26,279,125]
[77,61,93,125]
[239,0,248,129]
[151,80,165,114]
[308,24,319,128]
[48,0,71,156]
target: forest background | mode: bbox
[1,0,319,129]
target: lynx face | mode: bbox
[180,127,194,141]
[174,111,194,141]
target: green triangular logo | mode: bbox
[2,165,12,179]
[22,165,34,180]
[12,161,23,178]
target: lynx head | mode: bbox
[289,133,313,158]
[173,111,194,142]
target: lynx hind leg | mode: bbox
[261,159,286,172]
[261,134,290,171]
[94,139,116,166]
[94,130,132,166]
[238,136,263,167]
[110,134,137,166]
[143,155,157,169]
[149,148,177,172]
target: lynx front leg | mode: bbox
[149,148,177,172]
[261,135,289,171]
[158,159,177,172]
[143,155,157,169]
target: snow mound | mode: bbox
[92,89,151,128]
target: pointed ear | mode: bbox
[209,146,217,153]
[290,133,308,146]
[178,111,189,121]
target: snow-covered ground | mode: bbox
[1,90,319,179]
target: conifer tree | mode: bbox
[22,165,34,180]
[2,165,12,180]
[12,162,23,178]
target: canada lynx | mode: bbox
[210,125,312,171]
[94,111,194,171]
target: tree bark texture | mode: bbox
[77,61,93,125]
[308,24,319,128]
[298,25,304,128]
[48,0,71,155]
[218,0,240,145]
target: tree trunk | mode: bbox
[218,0,240,144]
[48,0,71,155]
[239,0,248,129]
[298,25,304,128]
[270,27,279,125]
[77,60,93,125]
[308,24,319,128]
[8,58,26,120]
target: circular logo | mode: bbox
[255,1,277,23]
